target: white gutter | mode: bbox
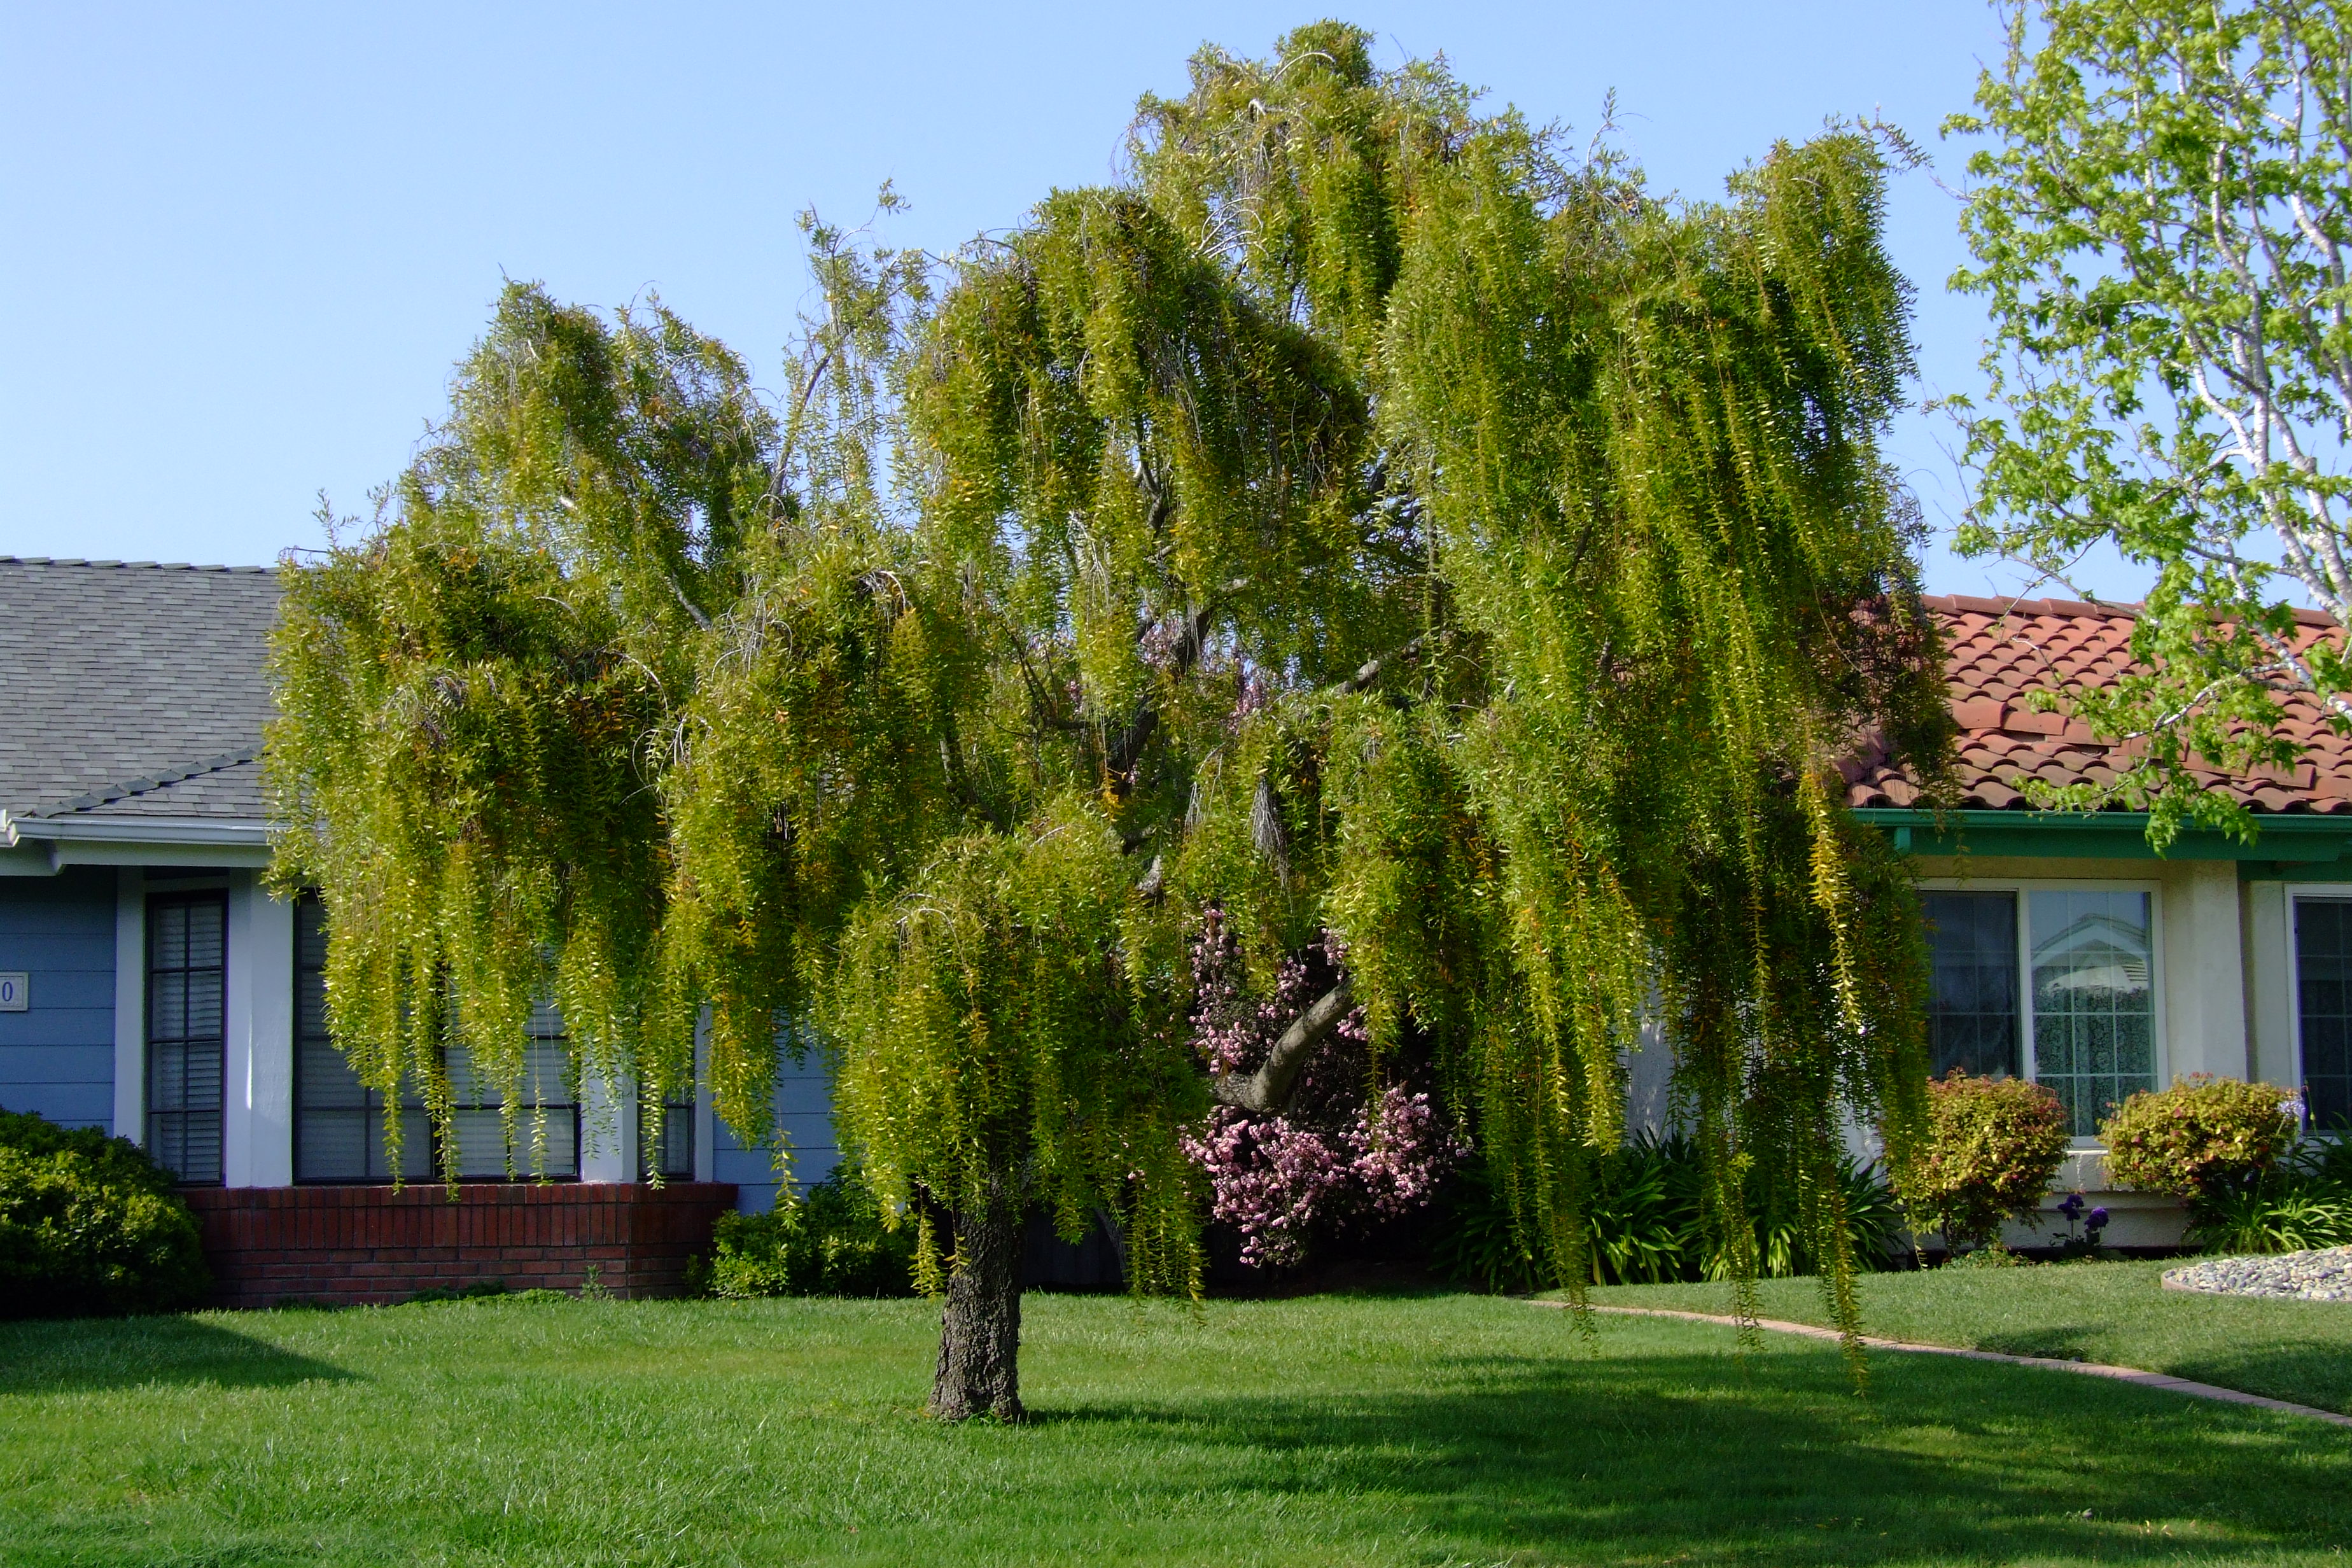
[0,810,271,872]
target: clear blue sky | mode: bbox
[0,1,2142,600]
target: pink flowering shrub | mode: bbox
[1178,911,1466,1268]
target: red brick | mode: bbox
[181,1184,734,1308]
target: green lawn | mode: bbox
[1582,1259,2352,1417]
[2,1287,2346,1567]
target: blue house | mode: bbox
[0,557,832,1303]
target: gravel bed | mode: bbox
[2162,1246,2352,1302]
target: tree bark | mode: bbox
[1210,976,1354,1114]
[930,1187,1025,1421]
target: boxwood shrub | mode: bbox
[0,1107,209,1317]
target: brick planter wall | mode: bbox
[181,1182,738,1308]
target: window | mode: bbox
[644,1086,694,1181]
[146,892,226,1182]
[2029,890,2157,1137]
[293,895,430,1182]
[1923,892,2019,1079]
[2293,898,2352,1131]
[1920,884,2159,1138]
[442,1002,579,1180]
[292,895,578,1181]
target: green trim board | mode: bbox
[1852,808,2352,875]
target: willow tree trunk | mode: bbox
[930,1189,1025,1420]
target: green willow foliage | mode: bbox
[266,24,1952,1341]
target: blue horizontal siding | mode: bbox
[715,1051,839,1214]
[0,983,115,1030]
[1,1083,111,1130]
[0,1042,111,1084]
[0,870,115,1135]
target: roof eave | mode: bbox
[0,810,272,873]
[1852,806,2352,867]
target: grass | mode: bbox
[0,1286,2344,1567]
[1581,1258,2352,1416]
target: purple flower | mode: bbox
[2086,1206,2109,1228]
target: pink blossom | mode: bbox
[1180,909,1466,1269]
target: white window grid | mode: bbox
[1921,876,2167,1145]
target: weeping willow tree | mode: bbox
[266,23,1952,1419]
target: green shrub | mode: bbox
[1899,1072,2069,1252]
[2098,1075,2299,1204]
[0,1107,178,1196]
[2188,1175,2352,1255]
[2178,1127,2352,1255]
[694,1165,916,1299]
[1429,1131,1908,1291]
[0,1109,209,1317]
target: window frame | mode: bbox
[2285,885,2352,1135]
[1920,876,2167,1145]
[289,892,582,1184]
[144,886,230,1185]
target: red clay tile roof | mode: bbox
[1843,594,2352,815]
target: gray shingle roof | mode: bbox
[0,557,280,820]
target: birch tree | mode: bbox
[1950,0,2352,843]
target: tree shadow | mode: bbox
[1040,1341,2352,1564]
[2161,1339,2352,1418]
[0,1313,358,1396]
[1975,1323,2109,1361]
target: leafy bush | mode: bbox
[0,1108,209,1317]
[1899,1072,2069,1252]
[695,1165,916,1298]
[2188,1175,2352,1255]
[2099,1075,2299,1203]
[2179,1128,2352,1255]
[1430,1131,1908,1291]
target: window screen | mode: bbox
[1923,891,2020,1079]
[2294,898,2352,1131]
[2029,889,2156,1137]
[293,895,430,1182]
[147,893,226,1183]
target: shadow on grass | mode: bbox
[1039,1345,2352,1565]
[1975,1323,2109,1361]
[0,1314,356,1397]
[2162,1339,2352,1418]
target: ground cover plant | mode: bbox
[3,1291,2348,1567]
[1433,1131,1908,1291]
[1586,1257,2352,1416]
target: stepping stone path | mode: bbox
[2163,1245,2352,1303]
